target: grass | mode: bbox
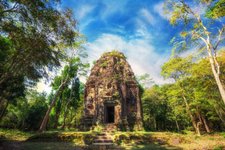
[123,144,180,150]
[0,129,225,150]
[112,131,225,150]
[2,141,82,150]
[0,128,34,141]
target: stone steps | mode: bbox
[94,139,113,142]
[90,145,124,150]
[93,133,114,146]
[92,124,119,147]
[97,133,106,136]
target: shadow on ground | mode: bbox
[0,141,182,150]
[0,141,85,150]
[0,131,183,150]
[124,143,182,150]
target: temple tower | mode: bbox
[83,51,143,131]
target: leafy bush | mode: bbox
[0,91,48,131]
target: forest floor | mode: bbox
[0,129,225,150]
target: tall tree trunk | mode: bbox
[61,110,67,129]
[194,5,225,104]
[54,97,62,129]
[75,112,77,129]
[196,110,210,133]
[39,77,69,132]
[196,111,204,134]
[196,122,202,136]
[153,116,157,131]
[0,99,8,121]
[214,105,225,125]
[201,115,210,133]
[182,94,198,134]
[61,89,73,129]
[197,111,203,124]
[175,118,180,132]
[61,103,70,129]
[208,50,225,104]
[53,110,60,129]
[68,109,73,129]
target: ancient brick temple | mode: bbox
[83,51,143,131]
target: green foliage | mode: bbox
[157,52,225,132]
[100,61,109,67]
[25,94,48,130]
[0,0,79,81]
[0,0,81,121]
[91,123,104,133]
[161,56,192,80]
[45,55,88,131]
[102,50,126,59]
[0,36,13,64]
[136,73,154,89]
[0,36,26,119]
[164,0,225,60]
[0,100,28,129]
[0,91,48,130]
[206,0,225,18]
[142,85,176,131]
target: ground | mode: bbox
[0,129,225,150]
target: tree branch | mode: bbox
[178,1,221,74]
[179,1,211,44]
[0,3,18,15]
[213,25,225,51]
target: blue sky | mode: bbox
[61,0,177,84]
[35,0,224,92]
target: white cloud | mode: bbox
[139,8,156,26]
[153,2,171,20]
[133,18,152,40]
[100,0,128,20]
[35,33,171,93]
[154,1,207,20]
[76,4,95,20]
[85,33,170,85]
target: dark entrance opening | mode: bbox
[106,106,114,123]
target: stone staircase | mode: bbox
[93,124,116,145]
[91,124,124,150]
[93,132,113,145]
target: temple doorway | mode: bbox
[105,106,115,123]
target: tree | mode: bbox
[161,54,225,133]
[0,37,25,120]
[136,73,154,89]
[164,0,225,104]
[142,85,170,131]
[190,53,225,129]
[39,57,89,132]
[0,0,79,117]
[206,0,225,18]
[24,91,48,130]
[161,57,202,135]
[61,78,81,129]
[0,90,48,130]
